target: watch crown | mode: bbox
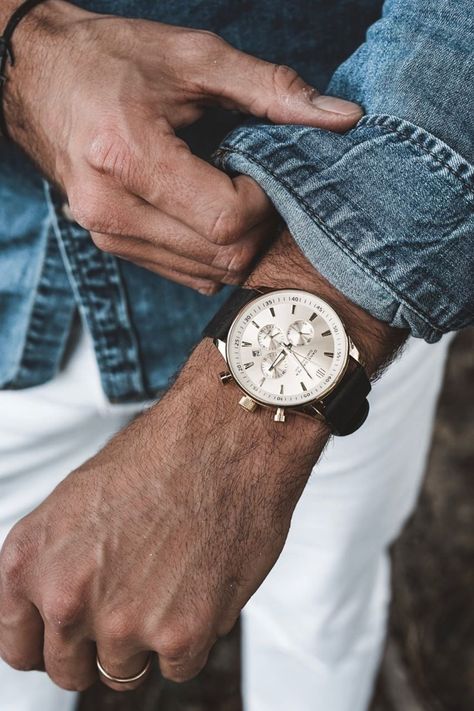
[239,395,258,412]
[219,371,233,384]
[274,407,286,423]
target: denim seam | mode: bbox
[45,185,146,400]
[355,117,474,195]
[218,146,444,337]
[65,230,145,399]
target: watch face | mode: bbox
[226,290,348,407]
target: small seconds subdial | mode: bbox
[258,324,283,350]
[287,320,314,346]
[261,350,288,379]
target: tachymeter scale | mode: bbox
[226,290,348,407]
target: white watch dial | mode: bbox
[226,289,348,407]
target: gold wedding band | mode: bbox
[96,653,152,684]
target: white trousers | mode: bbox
[0,327,452,711]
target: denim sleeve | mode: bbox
[214,0,474,343]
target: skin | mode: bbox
[2,0,361,293]
[0,0,406,694]
[0,231,407,691]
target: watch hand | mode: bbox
[290,347,327,369]
[269,349,287,371]
[288,349,313,380]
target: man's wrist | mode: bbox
[2,0,82,162]
[245,229,408,377]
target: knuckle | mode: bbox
[0,529,31,588]
[85,128,134,183]
[42,591,83,631]
[270,63,301,92]
[68,190,110,234]
[98,610,135,644]
[208,206,244,246]
[220,242,255,277]
[156,626,202,661]
[181,29,224,60]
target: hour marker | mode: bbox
[242,341,252,347]
[291,304,296,315]
[270,307,275,318]
[300,382,307,392]
[280,385,284,395]
[244,362,254,369]
[321,329,331,337]
[259,377,266,387]
[309,312,317,321]
[316,367,326,378]
[324,351,334,358]
[252,320,260,329]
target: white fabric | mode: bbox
[0,327,452,711]
[242,334,452,711]
[0,327,144,711]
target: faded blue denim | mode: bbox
[0,0,472,402]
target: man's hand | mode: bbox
[2,0,361,293]
[0,229,406,691]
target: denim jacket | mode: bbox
[0,0,472,402]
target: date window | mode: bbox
[252,349,261,358]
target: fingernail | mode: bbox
[312,95,362,116]
[198,285,219,296]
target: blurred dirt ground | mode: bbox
[80,330,474,711]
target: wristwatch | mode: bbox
[203,288,371,436]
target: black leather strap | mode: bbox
[203,287,261,341]
[321,361,371,436]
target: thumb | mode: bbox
[204,45,362,132]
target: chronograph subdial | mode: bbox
[287,320,314,346]
[258,324,284,350]
[261,350,288,379]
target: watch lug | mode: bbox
[349,338,361,363]
[214,338,227,360]
[239,395,259,412]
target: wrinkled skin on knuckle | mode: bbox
[0,527,33,592]
[42,588,84,632]
[270,63,301,93]
[249,63,305,119]
[85,128,136,184]
[208,205,245,246]
[223,241,256,278]
[177,29,227,91]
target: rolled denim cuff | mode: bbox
[215,115,474,343]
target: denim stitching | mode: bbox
[217,146,447,337]
[355,116,474,195]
